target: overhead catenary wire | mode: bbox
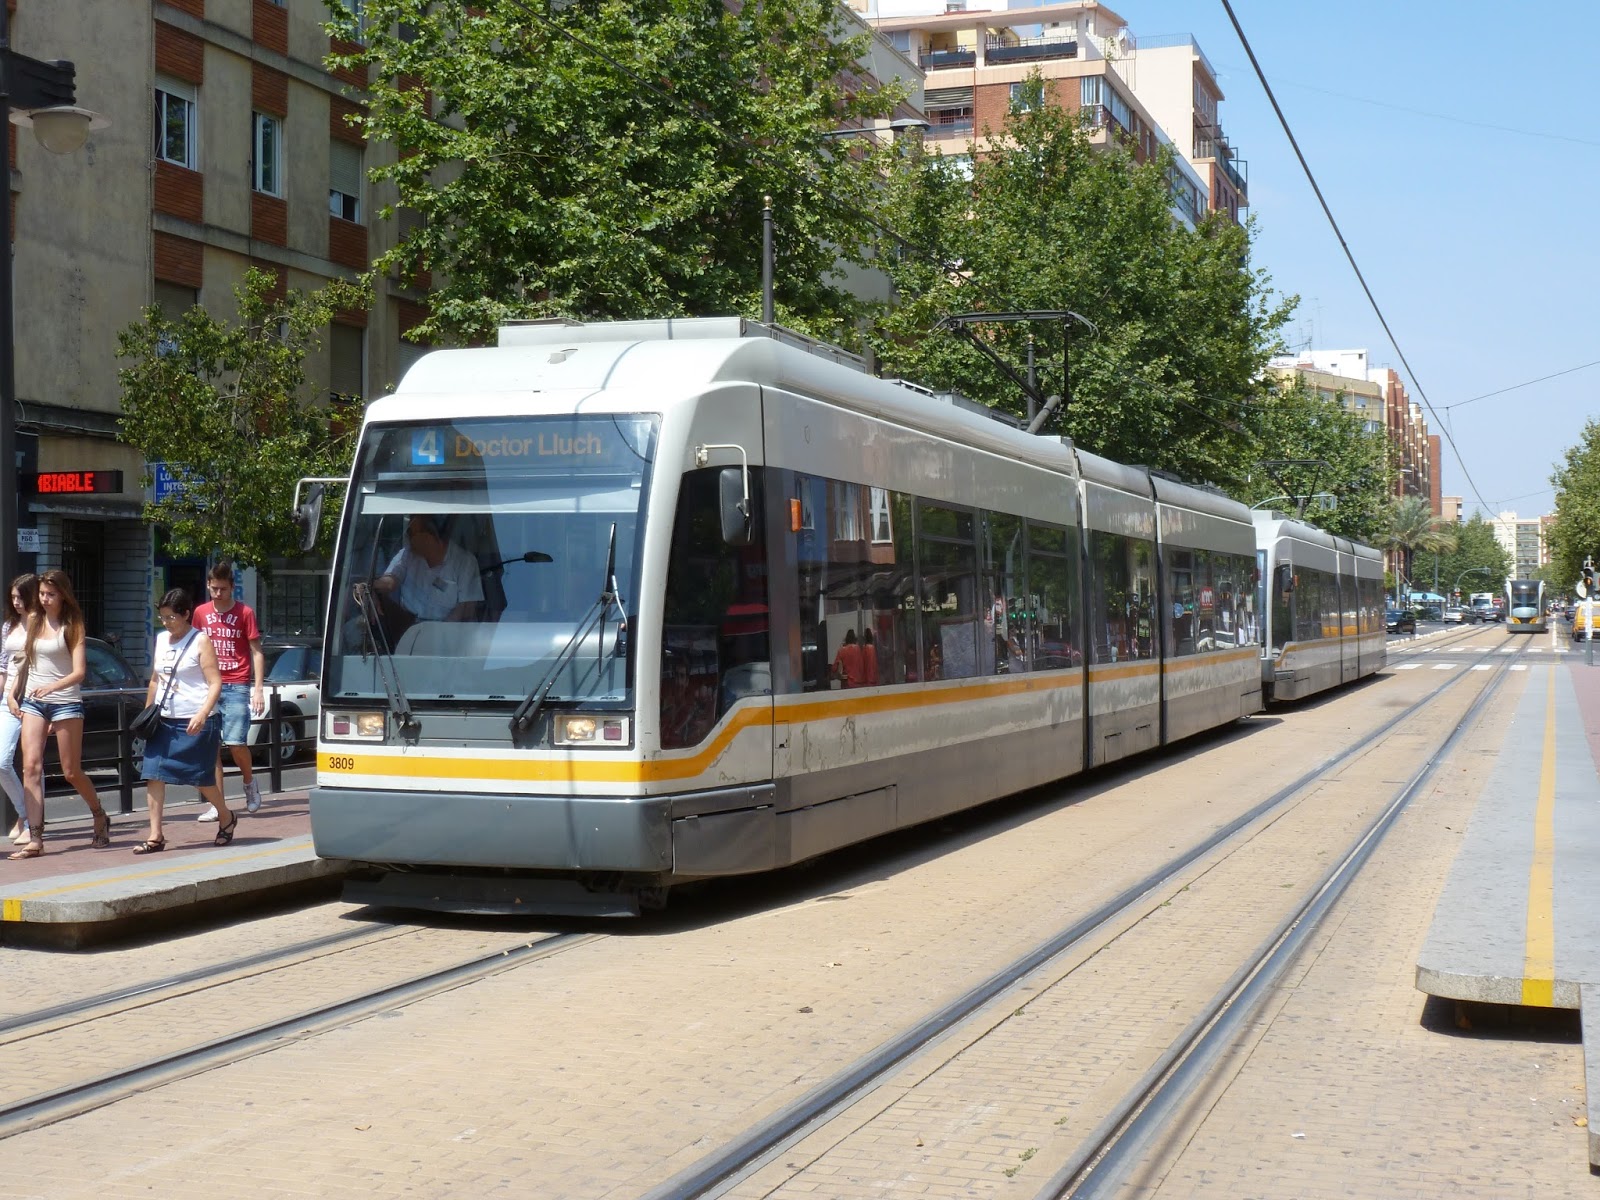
[1218,0,1495,518]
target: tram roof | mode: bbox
[381,317,1081,480]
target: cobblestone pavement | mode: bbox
[0,640,1584,1199]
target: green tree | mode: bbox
[1547,418,1600,588]
[328,0,902,345]
[1382,494,1456,601]
[1417,515,1511,600]
[1243,376,1393,543]
[116,269,368,568]
[869,89,1296,487]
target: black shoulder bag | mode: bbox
[130,630,199,741]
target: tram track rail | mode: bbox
[0,930,604,1141]
[645,639,1531,1200]
[1040,638,1528,1198]
[0,923,413,1046]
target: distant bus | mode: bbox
[1504,578,1546,633]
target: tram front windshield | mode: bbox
[1508,581,1541,613]
[326,414,657,706]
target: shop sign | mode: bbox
[23,471,124,495]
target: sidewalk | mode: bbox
[0,787,346,948]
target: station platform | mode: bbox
[0,789,345,949]
[1416,657,1600,1167]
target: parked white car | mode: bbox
[251,636,321,765]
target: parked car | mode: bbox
[1441,605,1477,624]
[1573,606,1594,642]
[1386,608,1416,635]
[251,636,321,765]
[40,637,145,777]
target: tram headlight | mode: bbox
[325,710,387,741]
[554,714,630,746]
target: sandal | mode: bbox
[8,820,42,860]
[213,812,238,847]
[91,809,112,849]
[132,836,166,855]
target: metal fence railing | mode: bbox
[44,685,312,816]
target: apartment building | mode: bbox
[858,0,1211,228]
[8,0,418,661]
[1492,512,1547,578]
[1114,33,1246,223]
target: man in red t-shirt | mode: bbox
[191,561,266,817]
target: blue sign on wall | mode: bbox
[152,462,201,503]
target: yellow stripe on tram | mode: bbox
[1521,669,1558,1007]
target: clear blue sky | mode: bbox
[880,0,1600,521]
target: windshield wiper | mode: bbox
[509,522,625,743]
[353,521,420,740]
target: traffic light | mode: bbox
[1581,561,1595,599]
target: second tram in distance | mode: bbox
[1505,578,1547,632]
[304,318,1386,915]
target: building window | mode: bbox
[253,112,284,196]
[330,324,365,403]
[154,77,197,168]
[329,140,363,222]
[153,281,199,323]
[1010,80,1042,113]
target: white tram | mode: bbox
[1504,578,1547,632]
[1252,514,1387,701]
[304,319,1364,915]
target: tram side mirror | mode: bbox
[1275,564,1295,594]
[719,466,755,547]
[294,483,325,554]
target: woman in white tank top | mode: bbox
[134,588,235,852]
[6,569,110,859]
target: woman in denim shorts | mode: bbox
[2,574,37,846]
[6,569,112,858]
[134,589,235,852]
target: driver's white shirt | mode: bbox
[383,541,484,620]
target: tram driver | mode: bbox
[354,514,484,645]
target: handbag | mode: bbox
[130,630,198,740]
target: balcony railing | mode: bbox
[919,48,976,69]
[925,118,974,138]
[984,35,1077,64]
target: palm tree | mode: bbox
[1383,495,1456,605]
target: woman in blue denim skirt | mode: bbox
[133,588,237,853]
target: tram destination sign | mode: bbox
[23,470,124,496]
[398,417,655,473]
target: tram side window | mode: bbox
[1028,523,1080,669]
[795,476,915,691]
[659,468,769,750]
[918,503,980,680]
[1166,546,1197,657]
[1089,532,1156,662]
[982,512,1027,673]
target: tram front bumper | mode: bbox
[310,783,776,874]
[310,785,679,872]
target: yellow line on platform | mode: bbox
[0,840,310,921]
[1521,669,1558,1006]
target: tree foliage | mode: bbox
[1243,375,1393,543]
[116,269,368,569]
[328,0,903,345]
[868,90,1297,488]
[1547,418,1600,588]
[1382,494,1456,596]
[1415,515,1511,600]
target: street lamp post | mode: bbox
[0,9,107,586]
